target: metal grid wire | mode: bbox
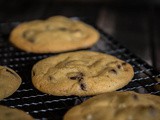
[0,22,160,120]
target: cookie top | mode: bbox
[10,16,100,53]
[0,105,34,120]
[32,51,134,96]
[64,91,160,120]
[0,66,21,100]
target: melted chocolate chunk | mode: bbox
[80,83,87,91]
[117,65,121,69]
[122,62,127,66]
[59,27,68,31]
[48,76,53,80]
[27,38,35,43]
[132,94,138,100]
[73,29,81,32]
[23,31,29,38]
[69,72,84,81]
[32,71,35,76]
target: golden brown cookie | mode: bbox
[64,91,160,120]
[32,51,134,96]
[10,16,100,53]
[0,66,21,100]
[0,105,34,120]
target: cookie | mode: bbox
[0,66,21,100]
[32,51,134,96]
[0,105,34,120]
[64,91,160,120]
[10,16,100,53]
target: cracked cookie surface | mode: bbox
[32,51,134,96]
[64,91,160,120]
[0,66,21,99]
[10,16,100,53]
[0,105,34,120]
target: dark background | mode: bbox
[0,0,160,70]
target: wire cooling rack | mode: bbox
[0,22,160,120]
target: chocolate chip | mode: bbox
[32,71,35,76]
[27,38,35,43]
[48,75,52,80]
[59,27,68,31]
[69,72,84,81]
[80,83,87,91]
[23,31,29,38]
[122,62,127,66]
[117,65,121,69]
[73,29,81,32]
[109,69,117,74]
[132,94,138,100]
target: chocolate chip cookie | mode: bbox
[0,66,21,99]
[32,51,134,96]
[10,16,100,53]
[0,105,34,120]
[64,91,160,120]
